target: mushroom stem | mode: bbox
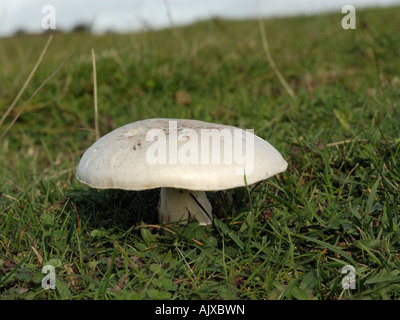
[158,187,213,225]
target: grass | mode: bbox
[1,6,400,300]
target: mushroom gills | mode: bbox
[158,188,213,225]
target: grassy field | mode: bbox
[1,6,400,300]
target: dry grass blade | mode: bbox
[257,0,295,99]
[176,246,195,276]
[135,224,177,235]
[91,48,100,141]
[0,35,53,129]
[325,138,368,147]
[0,50,75,142]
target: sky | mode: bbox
[1,0,399,37]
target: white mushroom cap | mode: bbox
[76,118,288,225]
[76,118,288,191]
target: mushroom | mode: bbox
[76,118,288,225]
